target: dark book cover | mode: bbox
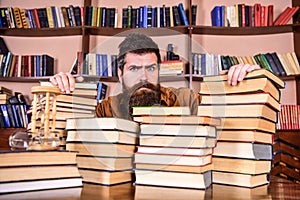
[122,8,128,28]
[0,8,9,28]
[96,82,108,101]
[264,53,280,76]
[131,8,137,28]
[85,6,93,26]
[151,7,157,28]
[101,7,107,27]
[51,6,58,28]
[73,6,82,26]
[178,3,188,25]
[109,8,115,28]
[6,104,16,128]
[191,5,197,25]
[159,6,165,27]
[270,52,287,76]
[42,54,54,76]
[147,6,153,28]
[172,6,181,26]
[37,8,49,28]
[66,7,74,27]
[111,55,118,77]
[211,6,221,26]
[0,37,9,55]
[165,6,171,27]
[0,104,10,127]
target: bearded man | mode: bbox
[50,33,260,119]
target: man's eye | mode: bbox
[129,66,139,71]
[147,65,156,71]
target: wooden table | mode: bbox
[0,175,299,200]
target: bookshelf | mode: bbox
[0,0,299,104]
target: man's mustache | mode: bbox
[127,81,159,94]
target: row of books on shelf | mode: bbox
[0,3,193,29]
[0,52,54,78]
[192,51,300,76]
[0,6,82,29]
[211,3,298,27]
[72,52,118,77]
[277,104,300,130]
[120,3,195,28]
[0,86,30,128]
[271,130,300,183]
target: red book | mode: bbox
[254,3,261,26]
[32,8,41,28]
[273,7,292,26]
[241,4,246,27]
[279,6,300,25]
[260,6,265,26]
[268,5,274,26]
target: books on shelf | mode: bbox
[211,3,274,27]
[274,6,300,26]
[277,104,300,130]
[0,150,82,194]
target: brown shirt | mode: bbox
[95,86,201,119]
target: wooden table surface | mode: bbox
[0,175,299,200]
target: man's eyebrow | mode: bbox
[128,63,157,68]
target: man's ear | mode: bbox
[118,68,123,83]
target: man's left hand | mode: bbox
[220,64,261,86]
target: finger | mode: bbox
[49,76,58,86]
[227,64,242,85]
[219,70,229,75]
[237,64,252,82]
[59,72,72,93]
[246,64,261,72]
[66,72,75,92]
[53,73,66,92]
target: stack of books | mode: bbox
[198,69,285,188]
[271,130,300,183]
[0,85,13,104]
[65,117,140,185]
[132,106,221,189]
[0,150,82,194]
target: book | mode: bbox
[273,7,292,26]
[272,153,300,169]
[139,135,216,148]
[135,169,212,189]
[135,163,213,174]
[135,184,207,200]
[0,177,83,194]
[212,171,269,188]
[197,104,278,122]
[133,115,221,126]
[217,130,274,144]
[66,117,139,133]
[140,124,217,137]
[66,130,137,145]
[200,92,280,111]
[213,157,272,174]
[134,152,212,166]
[279,6,300,25]
[66,143,136,157]
[202,68,285,89]
[213,142,273,160]
[78,168,132,185]
[273,141,300,159]
[76,155,133,171]
[0,150,82,194]
[136,145,213,156]
[0,150,78,166]
[199,77,281,101]
[270,164,300,183]
[132,106,191,116]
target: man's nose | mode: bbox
[139,68,148,81]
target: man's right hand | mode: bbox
[49,72,75,94]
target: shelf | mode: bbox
[0,27,83,37]
[86,26,189,36]
[0,76,52,82]
[192,24,295,35]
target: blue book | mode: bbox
[96,53,101,76]
[101,54,108,76]
[178,3,188,25]
[143,5,147,28]
[0,104,10,127]
[35,55,40,77]
[51,6,58,28]
[96,82,108,101]
[211,6,221,26]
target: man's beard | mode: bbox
[122,81,161,117]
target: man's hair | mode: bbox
[118,33,161,73]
